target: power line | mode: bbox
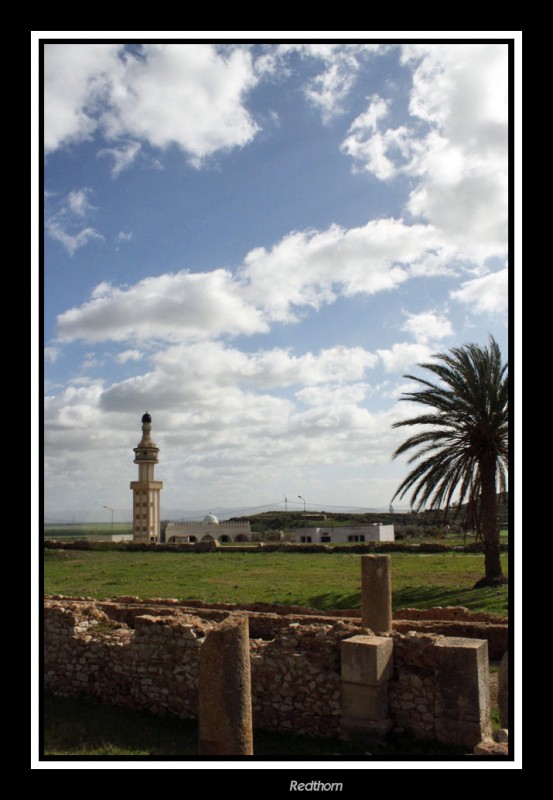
[46,499,406,526]
[210,499,395,516]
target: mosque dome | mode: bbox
[203,513,219,525]
[142,412,152,424]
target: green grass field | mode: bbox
[44,549,508,615]
[43,548,507,757]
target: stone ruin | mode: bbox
[199,614,253,755]
[44,556,509,754]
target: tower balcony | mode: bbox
[130,480,164,490]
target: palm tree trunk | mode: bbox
[478,456,504,584]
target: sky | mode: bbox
[42,36,512,522]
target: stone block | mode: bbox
[341,682,389,721]
[434,671,490,723]
[434,636,491,747]
[434,636,489,672]
[436,718,491,749]
[435,637,490,725]
[341,635,393,686]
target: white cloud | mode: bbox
[67,188,94,217]
[91,281,113,299]
[116,349,143,364]
[402,44,507,133]
[55,215,456,343]
[45,44,260,165]
[56,269,268,344]
[241,218,447,322]
[44,327,427,512]
[296,382,370,408]
[341,95,413,180]
[276,44,382,122]
[68,376,98,387]
[44,43,121,153]
[44,346,60,364]
[404,45,508,257]
[450,267,508,314]
[252,50,279,77]
[81,352,104,371]
[45,381,105,432]
[98,141,141,176]
[43,42,511,515]
[241,345,378,388]
[382,380,421,400]
[377,342,433,373]
[341,45,508,263]
[45,338,405,510]
[401,310,453,344]
[101,341,378,411]
[352,94,390,134]
[45,187,103,256]
[304,57,359,123]
[45,221,103,257]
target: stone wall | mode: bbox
[92,596,507,659]
[392,620,506,660]
[44,601,211,719]
[44,597,359,737]
[44,596,492,745]
[388,633,439,738]
[42,540,508,554]
[250,620,353,735]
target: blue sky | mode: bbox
[42,38,510,521]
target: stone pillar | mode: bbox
[198,613,253,755]
[361,555,392,634]
[434,637,491,748]
[498,650,508,729]
[340,635,393,737]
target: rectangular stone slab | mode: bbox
[341,635,393,686]
[341,682,389,721]
[434,636,491,745]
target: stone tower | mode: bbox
[130,412,163,543]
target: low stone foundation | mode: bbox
[43,539,508,554]
[88,596,507,659]
[44,596,497,747]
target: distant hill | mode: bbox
[229,493,509,532]
[44,493,508,528]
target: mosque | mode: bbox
[130,413,251,543]
[130,413,392,545]
[163,515,252,544]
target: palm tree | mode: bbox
[391,337,508,586]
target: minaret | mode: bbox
[130,412,163,543]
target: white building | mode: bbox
[297,524,394,544]
[165,515,251,543]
